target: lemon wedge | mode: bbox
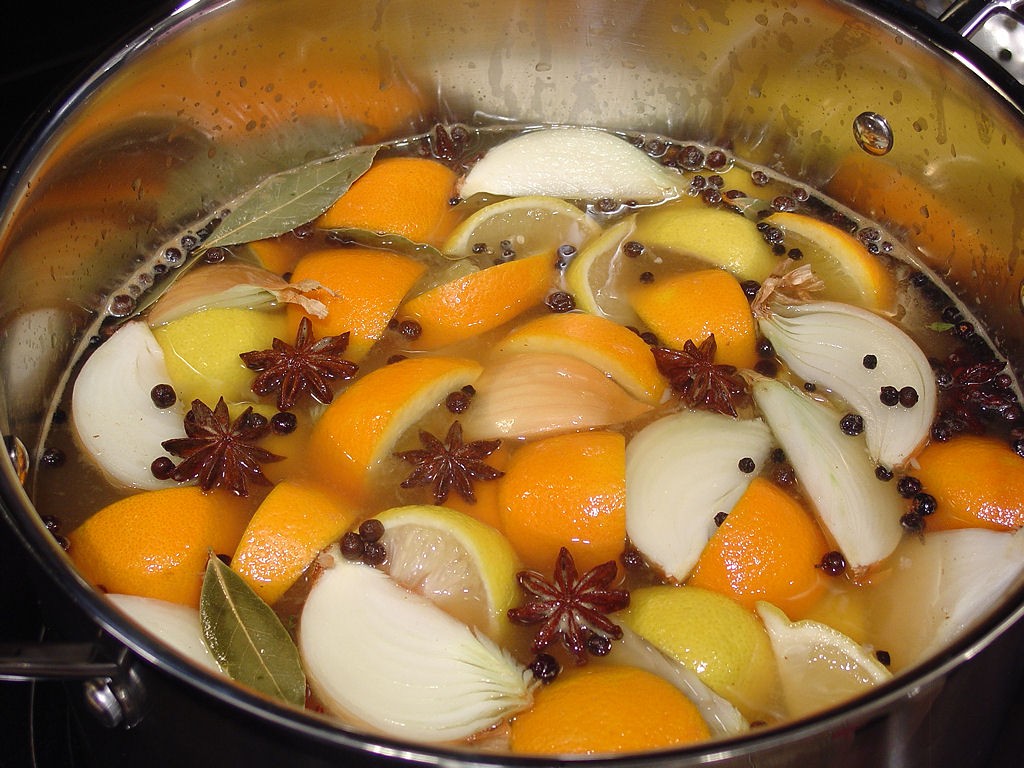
[764,212,896,313]
[564,216,641,325]
[374,504,522,638]
[443,195,600,259]
[756,602,892,719]
[459,127,683,202]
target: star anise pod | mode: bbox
[239,316,358,411]
[161,397,284,497]
[507,547,630,665]
[394,421,503,504]
[652,334,748,417]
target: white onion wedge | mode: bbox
[107,594,221,673]
[460,352,653,441]
[749,375,903,571]
[299,550,534,743]
[614,626,749,738]
[757,301,936,469]
[868,528,1024,669]
[459,127,684,203]
[71,321,185,490]
[625,409,773,581]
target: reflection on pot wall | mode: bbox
[1,0,1023,457]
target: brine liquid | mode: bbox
[33,123,1024,744]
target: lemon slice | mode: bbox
[620,586,779,721]
[755,602,892,719]
[632,202,778,282]
[564,216,640,325]
[375,504,521,638]
[459,127,684,202]
[764,212,896,313]
[443,195,600,259]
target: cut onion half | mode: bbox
[71,321,186,490]
[757,300,936,469]
[625,409,773,581]
[107,594,221,673]
[749,374,904,571]
[299,550,534,743]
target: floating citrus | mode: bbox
[67,486,254,607]
[689,477,829,618]
[499,430,626,573]
[231,479,360,605]
[911,435,1024,532]
[398,254,554,350]
[563,217,641,325]
[497,312,666,404]
[304,356,482,500]
[509,664,710,755]
[285,247,426,361]
[629,268,758,369]
[316,156,460,246]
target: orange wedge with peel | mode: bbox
[304,356,483,500]
[397,253,555,350]
[497,312,666,405]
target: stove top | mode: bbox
[2,1,1024,766]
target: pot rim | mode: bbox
[3,0,1024,763]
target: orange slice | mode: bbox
[231,479,361,605]
[397,253,555,350]
[316,157,460,246]
[689,477,830,618]
[509,664,710,755]
[286,247,426,361]
[499,430,626,573]
[67,486,255,607]
[765,211,896,313]
[304,356,483,500]
[497,312,666,405]
[630,268,758,369]
[912,435,1024,532]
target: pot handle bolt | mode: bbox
[4,435,29,485]
[80,651,147,729]
[853,112,894,156]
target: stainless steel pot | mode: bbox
[3,0,1024,765]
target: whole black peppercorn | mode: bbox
[623,241,644,257]
[445,390,471,413]
[151,456,175,480]
[787,247,804,261]
[705,149,728,170]
[271,412,298,435]
[738,457,756,474]
[362,540,387,566]
[359,518,385,542]
[875,465,894,482]
[862,354,878,370]
[639,271,655,284]
[40,447,65,468]
[804,382,817,393]
[912,492,937,516]
[899,386,919,408]
[398,319,422,340]
[900,511,926,533]
[897,476,922,498]
[621,546,645,569]
[545,291,576,313]
[879,386,900,406]
[713,511,729,527]
[756,339,774,358]
[840,413,864,436]
[875,649,892,666]
[529,653,561,683]
[340,531,365,561]
[586,633,613,657]
[740,280,761,300]
[818,550,847,576]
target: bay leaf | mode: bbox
[201,144,379,250]
[324,227,445,261]
[199,554,306,707]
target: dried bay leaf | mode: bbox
[200,554,306,707]
[202,144,379,250]
[323,227,444,261]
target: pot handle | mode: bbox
[939,0,1024,38]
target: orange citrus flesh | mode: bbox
[497,312,666,405]
[911,435,1024,532]
[67,486,255,608]
[398,253,555,350]
[231,479,361,605]
[689,477,830,619]
[629,268,758,370]
[509,664,710,755]
[316,157,460,246]
[498,430,626,574]
[285,247,426,361]
[440,442,511,531]
[247,233,308,276]
[303,355,483,502]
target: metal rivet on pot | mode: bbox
[853,111,894,156]
[4,435,29,484]
[81,658,147,729]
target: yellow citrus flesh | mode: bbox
[304,356,483,501]
[629,268,758,369]
[67,486,255,608]
[509,664,711,755]
[563,216,641,325]
[497,312,667,405]
[374,504,522,638]
[765,211,896,313]
[398,254,555,350]
[231,479,361,605]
